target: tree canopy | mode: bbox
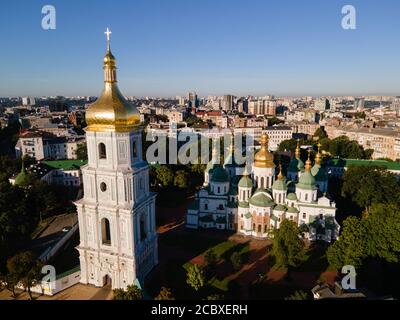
[186,264,206,291]
[341,165,400,213]
[272,220,307,268]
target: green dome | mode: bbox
[249,192,275,207]
[288,157,304,172]
[297,172,317,190]
[230,175,241,187]
[239,201,250,208]
[312,164,328,181]
[272,178,287,191]
[287,193,297,201]
[274,204,286,211]
[210,166,229,183]
[14,163,29,186]
[238,175,253,188]
[287,206,299,214]
[311,163,320,176]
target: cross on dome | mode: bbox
[104,28,112,51]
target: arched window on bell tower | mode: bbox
[101,218,111,245]
[140,215,147,242]
[99,143,107,159]
[132,140,137,158]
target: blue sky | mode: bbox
[0,0,399,97]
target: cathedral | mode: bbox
[186,134,339,243]
[75,30,158,290]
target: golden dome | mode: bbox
[86,33,141,132]
[277,163,284,180]
[315,143,322,165]
[254,133,275,168]
[295,139,301,159]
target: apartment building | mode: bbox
[325,126,400,161]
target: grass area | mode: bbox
[183,240,251,293]
[146,232,252,299]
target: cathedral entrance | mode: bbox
[103,275,112,288]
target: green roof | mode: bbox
[297,172,317,190]
[270,215,278,222]
[210,166,230,183]
[249,192,275,207]
[238,201,249,208]
[287,193,297,201]
[287,206,299,214]
[238,175,253,188]
[311,164,328,181]
[327,159,400,171]
[216,217,226,224]
[227,201,237,208]
[288,157,304,172]
[42,160,87,171]
[274,204,286,211]
[14,163,29,186]
[272,179,287,191]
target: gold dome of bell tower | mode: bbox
[254,133,275,168]
[85,28,141,132]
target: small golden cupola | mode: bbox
[85,28,141,132]
[254,133,275,168]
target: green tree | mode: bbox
[75,142,88,161]
[204,249,218,273]
[0,182,39,267]
[272,220,307,268]
[6,251,43,300]
[326,216,366,270]
[285,290,309,300]
[206,294,225,300]
[186,264,206,291]
[174,170,189,189]
[363,203,400,263]
[341,165,400,214]
[313,127,327,140]
[230,252,243,271]
[113,284,143,300]
[155,166,174,188]
[155,287,175,300]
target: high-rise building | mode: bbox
[354,98,365,112]
[188,91,199,108]
[22,97,36,106]
[392,97,400,116]
[314,98,330,111]
[75,32,158,290]
[222,95,234,111]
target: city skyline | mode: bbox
[1,0,400,97]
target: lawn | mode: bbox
[183,240,251,293]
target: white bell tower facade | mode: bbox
[75,29,158,290]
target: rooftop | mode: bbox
[328,158,400,171]
[42,160,88,171]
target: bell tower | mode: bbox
[75,29,158,290]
